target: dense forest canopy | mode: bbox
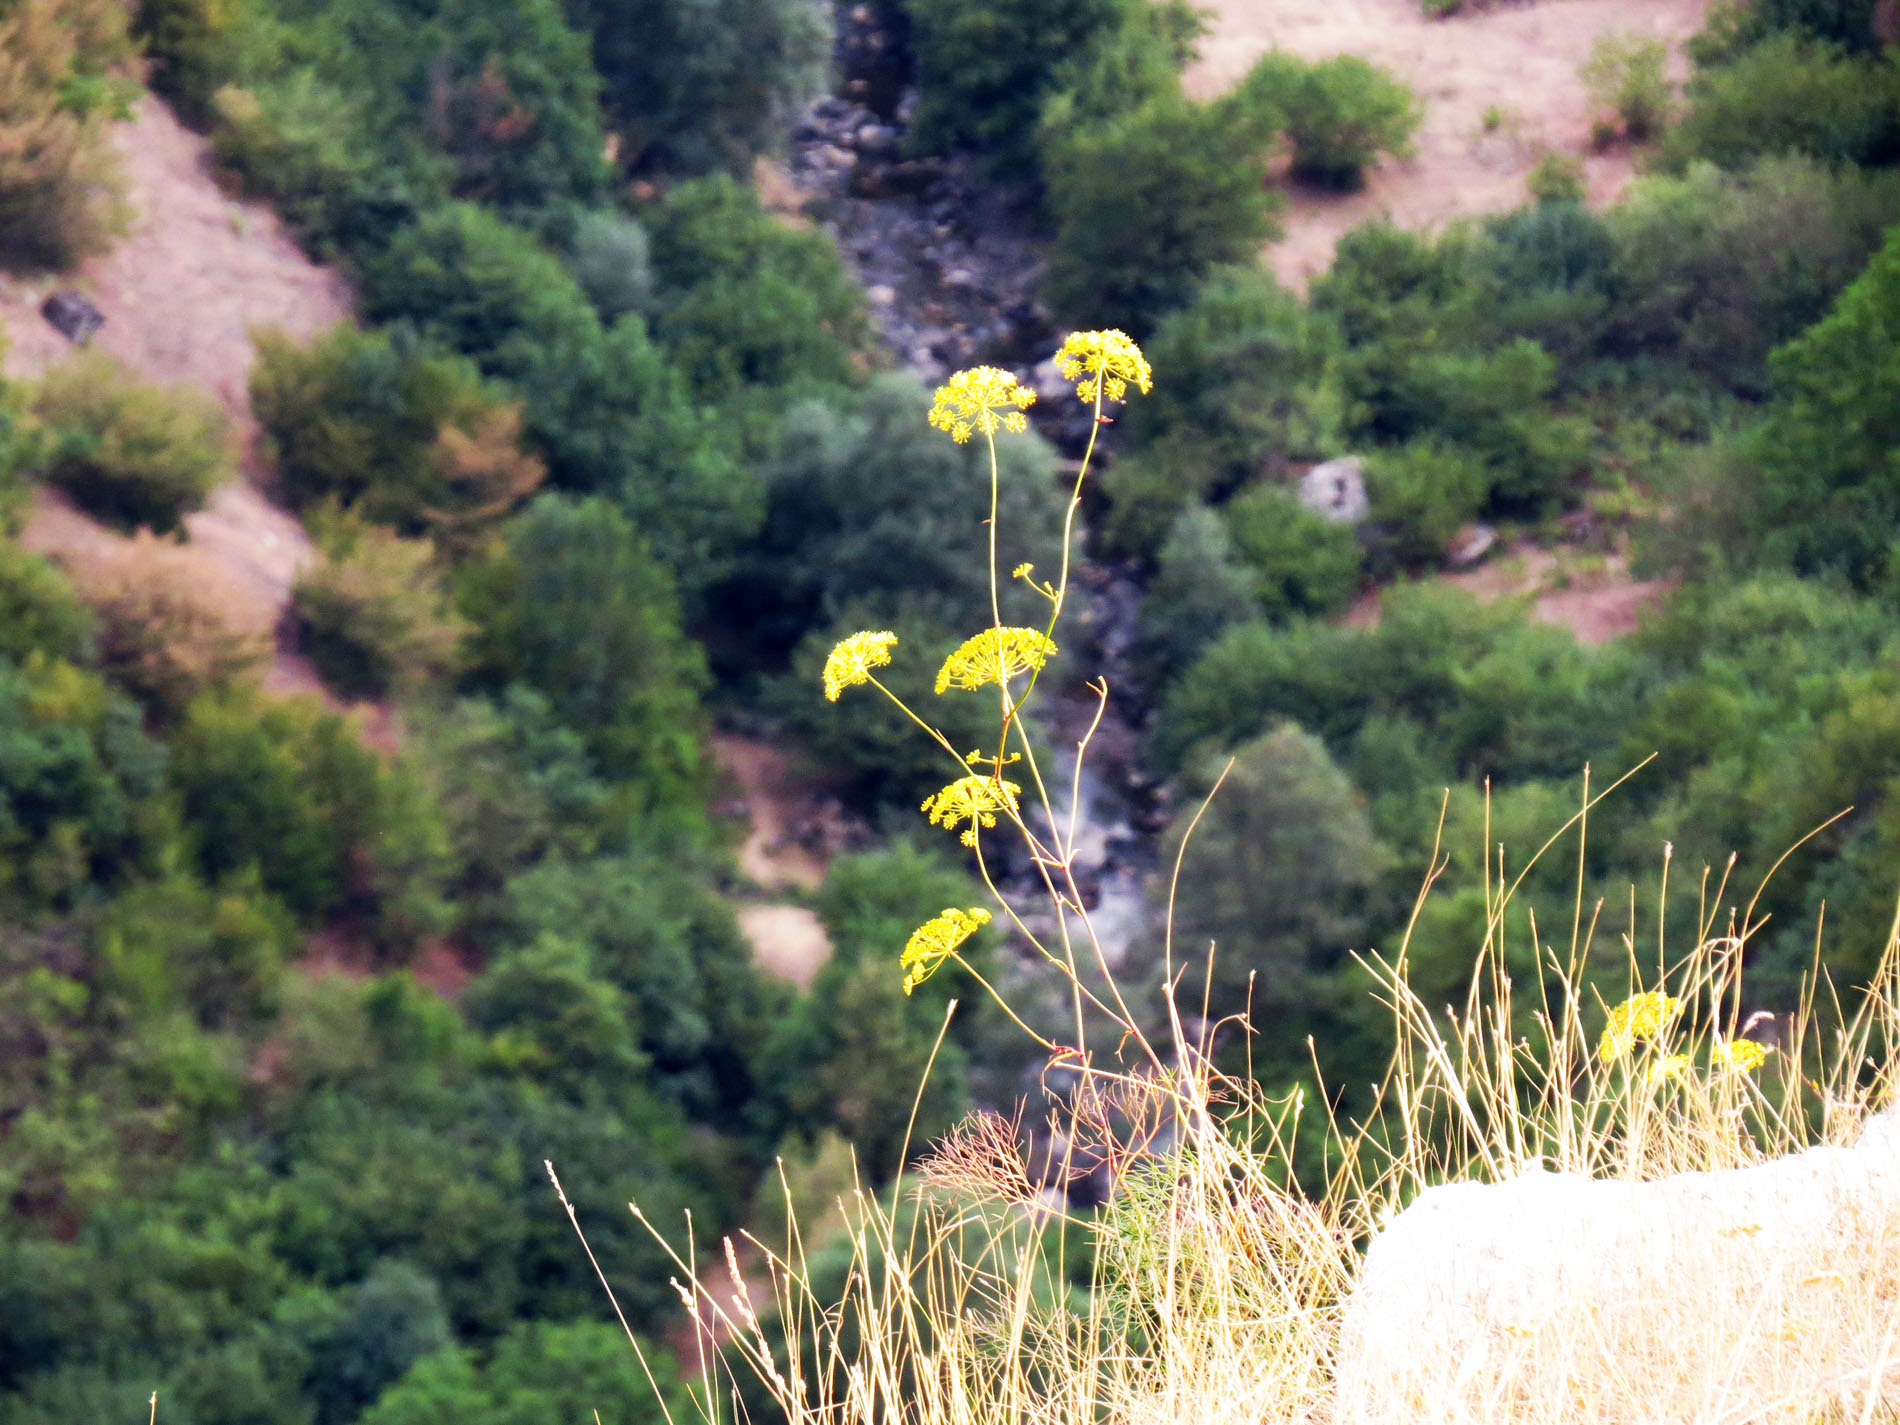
[1,0,1899,1415]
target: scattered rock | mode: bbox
[1297,456,1369,523]
[41,290,103,345]
[866,283,896,306]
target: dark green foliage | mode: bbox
[1604,157,1900,391]
[716,375,1066,671]
[308,1263,452,1425]
[458,494,710,812]
[209,76,381,254]
[1131,505,1261,688]
[357,1321,686,1425]
[95,874,295,1031]
[1662,35,1896,172]
[1162,724,1388,1078]
[1041,89,1285,335]
[1726,222,1900,588]
[167,688,450,952]
[645,174,870,413]
[762,844,987,1178]
[0,546,94,665]
[0,655,165,911]
[1233,51,1421,188]
[251,325,543,539]
[1222,486,1363,619]
[564,209,653,323]
[1100,266,1340,560]
[491,848,783,1127]
[1363,440,1487,571]
[778,605,1023,816]
[565,0,828,174]
[906,0,1137,172]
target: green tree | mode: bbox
[458,494,710,813]
[1131,504,1261,688]
[1662,34,1895,171]
[1161,724,1389,1081]
[1222,485,1363,619]
[1234,51,1420,188]
[1041,90,1283,334]
[308,1262,452,1425]
[565,0,828,174]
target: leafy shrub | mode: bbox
[209,77,372,253]
[1223,484,1363,619]
[1527,151,1586,203]
[1040,90,1284,333]
[1235,51,1420,188]
[719,374,1066,667]
[1364,439,1487,571]
[906,0,1144,173]
[252,324,544,542]
[568,0,828,174]
[566,209,653,323]
[457,494,710,811]
[1661,34,1895,171]
[1605,156,1900,391]
[85,534,270,719]
[1131,504,1261,687]
[0,544,94,664]
[33,350,232,535]
[0,0,131,271]
[290,518,469,700]
[1579,32,1672,143]
[169,686,451,949]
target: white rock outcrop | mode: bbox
[1333,1106,1900,1424]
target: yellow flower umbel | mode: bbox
[902,906,991,995]
[822,630,897,701]
[1597,992,1684,1064]
[935,627,1057,694]
[1712,1037,1770,1074]
[927,366,1036,444]
[922,774,1023,847]
[1054,330,1153,403]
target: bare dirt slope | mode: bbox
[3,94,351,686]
[1347,541,1672,643]
[1185,0,1712,288]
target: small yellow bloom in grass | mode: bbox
[922,774,1022,846]
[902,906,991,994]
[1713,1037,1770,1074]
[927,366,1035,444]
[1054,329,1153,403]
[822,630,897,701]
[1647,1052,1693,1087]
[935,627,1057,693]
[1597,991,1684,1064]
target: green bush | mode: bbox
[1235,51,1420,189]
[1040,90,1284,334]
[565,209,653,323]
[1364,439,1487,570]
[457,494,710,812]
[0,544,94,664]
[291,517,469,701]
[906,0,1144,173]
[1579,32,1672,143]
[209,77,374,254]
[33,350,232,535]
[567,0,828,174]
[1131,503,1261,687]
[1223,483,1363,619]
[1661,34,1895,171]
[1527,151,1586,203]
[252,324,544,541]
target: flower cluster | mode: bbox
[822,630,897,701]
[927,366,1036,444]
[922,774,1023,847]
[935,627,1057,694]
[1597,992,1684,1064]
[1054,329,1153,403]
[902,906,991,995]
[1712,1037,1770,1074]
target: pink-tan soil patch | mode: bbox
[1185,0,1713,288]
[1348,541,1671,643]
[4,94,352,697]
